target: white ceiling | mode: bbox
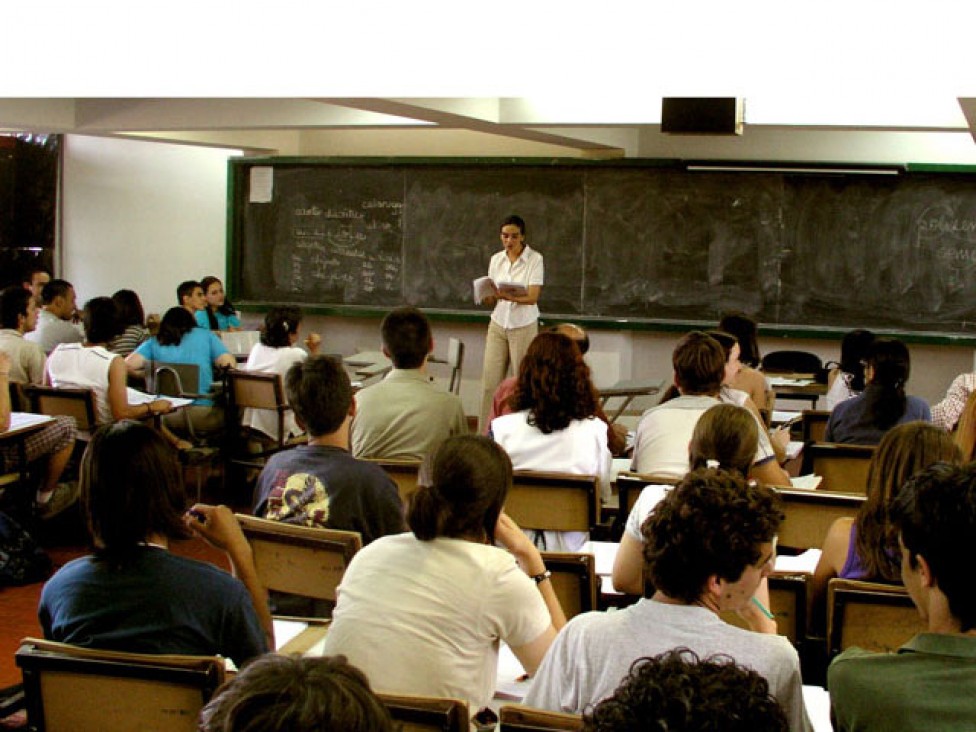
[2,97,976,165]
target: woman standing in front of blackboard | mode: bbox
[478,215,544,432]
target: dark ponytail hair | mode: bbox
[862,338,910,430]
[839,329,875,392]
[200,276,235,330]
[408,435,511,544]
[260,306,302,348]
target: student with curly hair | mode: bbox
[825,338,930,445]
[811,421,960,632]
[524,468,811,732]
[581,648,788,732]
[200,654,395,732]
[490,331,612,550]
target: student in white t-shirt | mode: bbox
[321,434,566,714]
[243,306,320,442]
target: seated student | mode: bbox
[486,322,627,456]
[718,312,771,413]
[196,276,242,332]
[351,307,467,461]
[200,654,395,732]
[242,306,320,443]
[631,331,789,487]
[581,648,788,732]
[126,307,236,436]
[0,285,46,386]
[523,468,810,732]
[0,352,78,518]
[825,329,875,410]
[47,297,173,426]
[39,421,272,668]
[253,355,404,545]
[107,289,149,357]
[25,279,85,355]
[828,462,976,731]
[491,331,612,551]
[825,338,930,445]
[322,435,566,715]
[811,422,959,633]
[21,265,50,303]
[177,279,206,315]
[931,369,976,432]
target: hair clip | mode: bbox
[706,459,720,469]
[282,321,289,330]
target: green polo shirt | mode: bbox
[828,633,976,731]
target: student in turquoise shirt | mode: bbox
[196,276,241,332]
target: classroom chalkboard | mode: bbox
[228,158,976,338]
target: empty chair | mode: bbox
[761,350,824,376]
[801,442,875,493]
[16,637,224,732]
[506,470,600,535]
[775,487,864,551]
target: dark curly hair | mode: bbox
[642,468,783,603]
[200,654,395,732]
[511,332,600,434]
[582,648,788,732]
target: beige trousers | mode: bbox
[479,320,538,432]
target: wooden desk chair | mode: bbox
[775,487,865,551]
[541,551,598,621]
[611,472,677,542]
[224,369,296,454]
[15,637,225,732]
[446,337,464,395]
[720,573,808,645]
[235,514,361,619]
[826,578,924,660]
[801,409,831,444]
[377,692,469,732]
[363,458,422,508]
[499,704,583,731]
[801,442,875,494]
[505,471,599,534]
[24,384,97,438]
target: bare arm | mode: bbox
[749,457,791,488]
[124,351,147,376]
[183,503,275,650]
[0,354,12,432]
[498,284,542,306]
[107,357,172,421]
[611,532,646,596]
[811,517,854,635]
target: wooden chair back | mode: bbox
[776,487,865,550]
[364,458,422,507]
[541,551,598,621]
[720,573,808,644]
[499,704,584,731]
[235,514,361,603]
[506,471,599,533]
[377,692,469,732]
[827,578,924,659]
[226,369,291,446]
[147,361,203,398]
[801,442,875,494]
[801,409,831,444]
[447,337,464,395]
[24,385,97,434]
[15,637,224,732]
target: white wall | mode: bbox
[61,135,239,316]
[57,133,970,418]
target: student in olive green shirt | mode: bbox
[829,462,976,731]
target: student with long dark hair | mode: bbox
[825,338,930,445]
[321,434,565,714]
[196,276,241,332]
[39,421,271,666]
[718,312,771,412]
[825,328,875,410]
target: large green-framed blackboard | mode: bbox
[228,158,976,340]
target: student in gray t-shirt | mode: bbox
[524,468,811,732]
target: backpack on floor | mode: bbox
[0,511,52,586]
